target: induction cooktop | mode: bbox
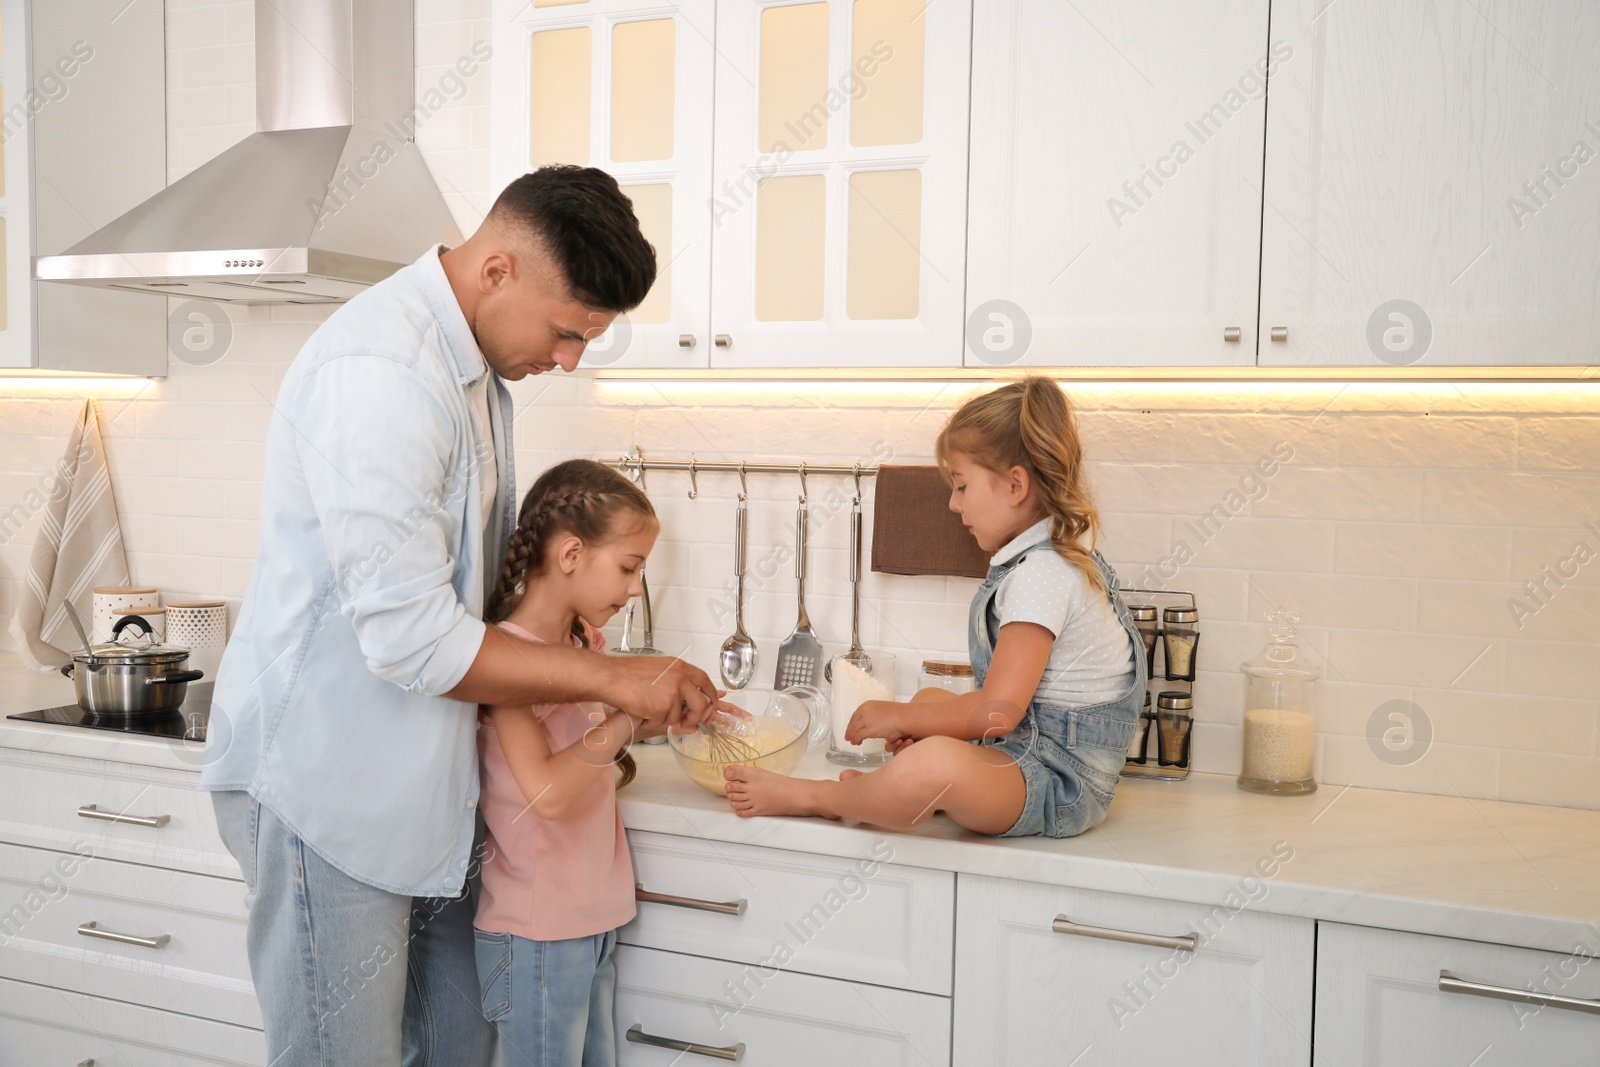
[8,685,212,742]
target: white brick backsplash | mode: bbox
[1334,523,1510,581]
[1518,417,1600,471]
[0,0,1595,812]
[1337,415,1518,469]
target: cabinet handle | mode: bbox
[78,803,170,828]
[1223,326,1241,343]
[77,921,170,950]
[1439,970,1600,1016]
[679,334,697,348]
[1052,915,1197,953]
[635,885,747,916]
[1270,326,1288,342]
[626,1024,745,1061]
[714,334,732,348]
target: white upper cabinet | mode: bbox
[965,0,1272,368]
[0,0,166,373]
[1260,0,1600,367]
[493,0,717,370]
[708,0,973,367]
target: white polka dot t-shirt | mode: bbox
[988,519,1137,710]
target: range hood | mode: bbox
[35,0,462,304]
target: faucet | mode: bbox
[616,570,660,655]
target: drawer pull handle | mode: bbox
[626,1024,745,1061]
[78,804,170,828]
[1052,916,1197,953]
[636,885,747,916]
[1439,970,1600,1016]
[77,921,171,950]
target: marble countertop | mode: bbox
[3,654,1595,955]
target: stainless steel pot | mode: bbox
[60,615,205,719]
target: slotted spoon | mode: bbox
[775,497,823,689]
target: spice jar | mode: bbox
[1155,691,1193,766]
[1162,607,1199,681]
[1128,605,1158,677]
[1237,608,1319,796]
[919,660,975,696]
[1125,689,1152,762]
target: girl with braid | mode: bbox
[471,459,663,1067]
[726,378,1147,839]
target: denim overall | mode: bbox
[969,543,1147,838]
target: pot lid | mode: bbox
[76,618,192,663]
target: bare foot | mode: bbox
[724,766,837,820]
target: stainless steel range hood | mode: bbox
[35,0,462,304]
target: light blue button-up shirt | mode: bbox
[200,246,516,898]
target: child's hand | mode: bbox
[845,700,910,746]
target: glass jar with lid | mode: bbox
[1162,606,1199,680]
[1237,608,1319,795]
[919,659,975,695]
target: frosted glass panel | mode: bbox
[759,4,830,153]
[756,174,826,321]
[611,20,675,163]
[530,27,591,165]
[625,183,672,324]
[0,216,8,330]
[847,169,921,319]
[851,0,924,146]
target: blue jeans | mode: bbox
[473,929,619,1067]
[211,790,496,1067]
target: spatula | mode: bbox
[775,497,823,690]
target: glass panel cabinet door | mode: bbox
[493,0,715,370]
[1260,0,1600,367]
[965,0,1268,369]
[709,0,972,368]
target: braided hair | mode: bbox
[486,459,657,787]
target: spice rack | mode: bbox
[1120,588,1197,782]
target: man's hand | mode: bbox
[604,654,731,730]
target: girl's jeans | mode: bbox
[473,928,620,1067]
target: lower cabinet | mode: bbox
[614,943,952,1066]
[1314,921,1600,1066]
[0,975,265,1067]
[953,873,1314,1066]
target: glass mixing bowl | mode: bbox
[668,687,813,796]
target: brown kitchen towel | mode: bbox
[871,465,990,579]
[8,399,131,669]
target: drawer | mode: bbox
[0,840,258,1028]
[0,975,265,1067]
[954,873,1314,1066]
[615,944,950,1066]
[1316,921,1600,1065]
[621,830,954,995]
[0,752,237,879]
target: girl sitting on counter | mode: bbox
[725,377,1147,838]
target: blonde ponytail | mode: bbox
[936,377,1106,593]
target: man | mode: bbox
[201,167,722,1067]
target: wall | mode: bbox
[0,0,1595,812]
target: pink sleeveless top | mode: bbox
[474,621,637,941]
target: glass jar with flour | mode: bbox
[1237,608,1319,796]
[828,651,897,766]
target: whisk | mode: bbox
[697,714,764,764]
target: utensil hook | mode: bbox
[623,449,647,491]
[737,461,748,502]
[797,462,808,504]
[851,463,862,505]
[687,457,699,500]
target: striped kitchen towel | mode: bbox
[9,399,131,669]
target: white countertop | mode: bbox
[3,654,1595,955]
